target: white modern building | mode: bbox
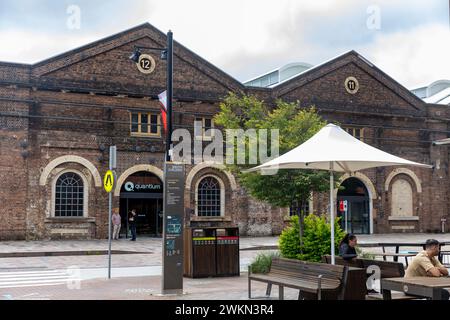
[411,80,450,105]
[244,62,313,88]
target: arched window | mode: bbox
[197,176,221,217]
[391,178,413,217]
[55,172,84,217]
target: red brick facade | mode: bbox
[0,23,448,239]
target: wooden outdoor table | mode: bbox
[381,277,450,300]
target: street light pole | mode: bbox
[129,31,181,294]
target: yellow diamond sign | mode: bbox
[104,170,114,193]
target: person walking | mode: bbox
[112,208,121,240]
[129,209,137,241]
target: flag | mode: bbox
[158,91,168,134]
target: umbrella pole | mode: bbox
[330,163,335,265]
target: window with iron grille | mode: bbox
[344,127,364,141]
[197,176,221,217]
[289,200,310,217]
[55,172,84,217]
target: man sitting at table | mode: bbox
[405,239,449,278]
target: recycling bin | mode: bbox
[184,226,240,278]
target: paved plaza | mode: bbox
[1,233,450,300]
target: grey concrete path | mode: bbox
[2,233,450,254]
[3,233,450,253]
[0,236,278,254]
[0,236,279,271]
[357,233,450,244]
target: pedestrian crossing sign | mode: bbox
[104,170,114,193]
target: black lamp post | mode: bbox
[129,31,173,161]
[129,31,181,295]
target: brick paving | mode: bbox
[1,234,450,300]
[0,269,283,300]
[0,274,298,300]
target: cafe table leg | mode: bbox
[266,283,272,297]
[382,289,392,300]
[278,285,284,300]
[394,246,399,262]
[433,288,450,300]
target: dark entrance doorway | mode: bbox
[337,177,370,234]
[119,171,163,238]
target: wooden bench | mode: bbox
[360,258,405,278]
[362,252,416,266]
[360,259,417,300]
[322,255,406,277]
[248,257,348,300]
[322,255,364,268]
[322,255,416,300]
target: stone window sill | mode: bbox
[45,217,96,223]
[388,216,419,221]
[190,216,232,222]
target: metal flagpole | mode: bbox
[166,30,173,162]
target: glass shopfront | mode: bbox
[337,177,370,234]
[119,171,163,237]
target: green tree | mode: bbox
[215,93,337,250]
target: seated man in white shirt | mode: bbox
[405,239,449,278]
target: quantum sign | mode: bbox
[123,181,162,192]
[120,172,163,194]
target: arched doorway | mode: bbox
[337,177,370,234]
[119,171,163,237]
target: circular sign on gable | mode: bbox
[137,54,156,74]
[345,76,359,94]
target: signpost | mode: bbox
[344,200,348,233]
[104,146,116,279]
[104,171,114,193]
[339,200,349,233]
[161,163,184,294]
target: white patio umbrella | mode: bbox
[247,124,432,264]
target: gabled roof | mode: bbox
[26,23,244,92]
[271,50,426,112]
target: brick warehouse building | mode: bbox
[0,23,449,240]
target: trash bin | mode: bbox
[216,228,240,276]
[184,226,240,278]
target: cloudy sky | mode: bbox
[0,0,449,88]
